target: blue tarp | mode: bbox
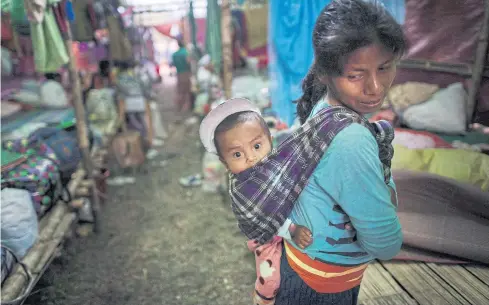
[269,0,405,126]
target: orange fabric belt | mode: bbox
[284,241,368,293]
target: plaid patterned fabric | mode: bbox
[229,106,395,244]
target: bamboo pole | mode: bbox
[467,0,489,123]
[63,21,101,232]
[1,163,85,301]
[398,59,489,78]
[221,0,233,99]
[0,204,67,301]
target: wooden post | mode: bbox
[64,22,101,232]
[398,59,489,78]
[221,0,233,99]
[467,0,489,123]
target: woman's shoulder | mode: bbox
[312,123,382,189]
[331,123,377,150]
[314,123,379,170]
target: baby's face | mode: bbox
[216,120,272,174]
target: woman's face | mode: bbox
[325,43,397,114]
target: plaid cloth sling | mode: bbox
[229,106,395,244]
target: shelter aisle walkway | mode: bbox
[26,78,489,305]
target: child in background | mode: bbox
[199,98,313,305]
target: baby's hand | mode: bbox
[292,225,313,249]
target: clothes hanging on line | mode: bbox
[30,7,69,72]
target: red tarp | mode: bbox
[395,0,489,123]
[154,24,174,38]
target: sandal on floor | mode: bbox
[179,174,203,187]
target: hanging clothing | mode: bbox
[30,7,69,72]
[52,0,68,37]
[107,15,132,61]
[10,0,31,36]
[24,0,47,24]
[70,0,95,41]
[268,0,330,126]
[243,5,267,50]
[65,0,74,21]
[23,0,63,24]
[92,0,107,29]
[1,13,13,41]
[205,0,222,73]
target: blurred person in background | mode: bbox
[116,61,148,141]
[171,39,192,113]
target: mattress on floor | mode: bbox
[436,131,489,146]
[1,107,75,135]
[393,169,489,264]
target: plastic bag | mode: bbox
[201,152,226,193]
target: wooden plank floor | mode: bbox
[359,261,489,305]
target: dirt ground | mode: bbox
[25,77,256,305]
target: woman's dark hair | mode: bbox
[296,0,406,123]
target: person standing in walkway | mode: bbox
[172,39,192,112]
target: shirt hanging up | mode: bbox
[26,0,69,73]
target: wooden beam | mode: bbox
[426,263,489,305]
[359,262,417,304]
[221,0,233,99]
[467,0,489,122]
[398,59,489,78]
[64,20,101,232]
[381,262,467,305]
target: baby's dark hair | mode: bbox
[214,111,271,156]
[296,0,407,124]
[45,73,61,81]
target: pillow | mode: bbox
[402,83,467,134]
[383,82,439,111]
[1,188,39,259]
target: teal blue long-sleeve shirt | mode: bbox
[285,101,402,265]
